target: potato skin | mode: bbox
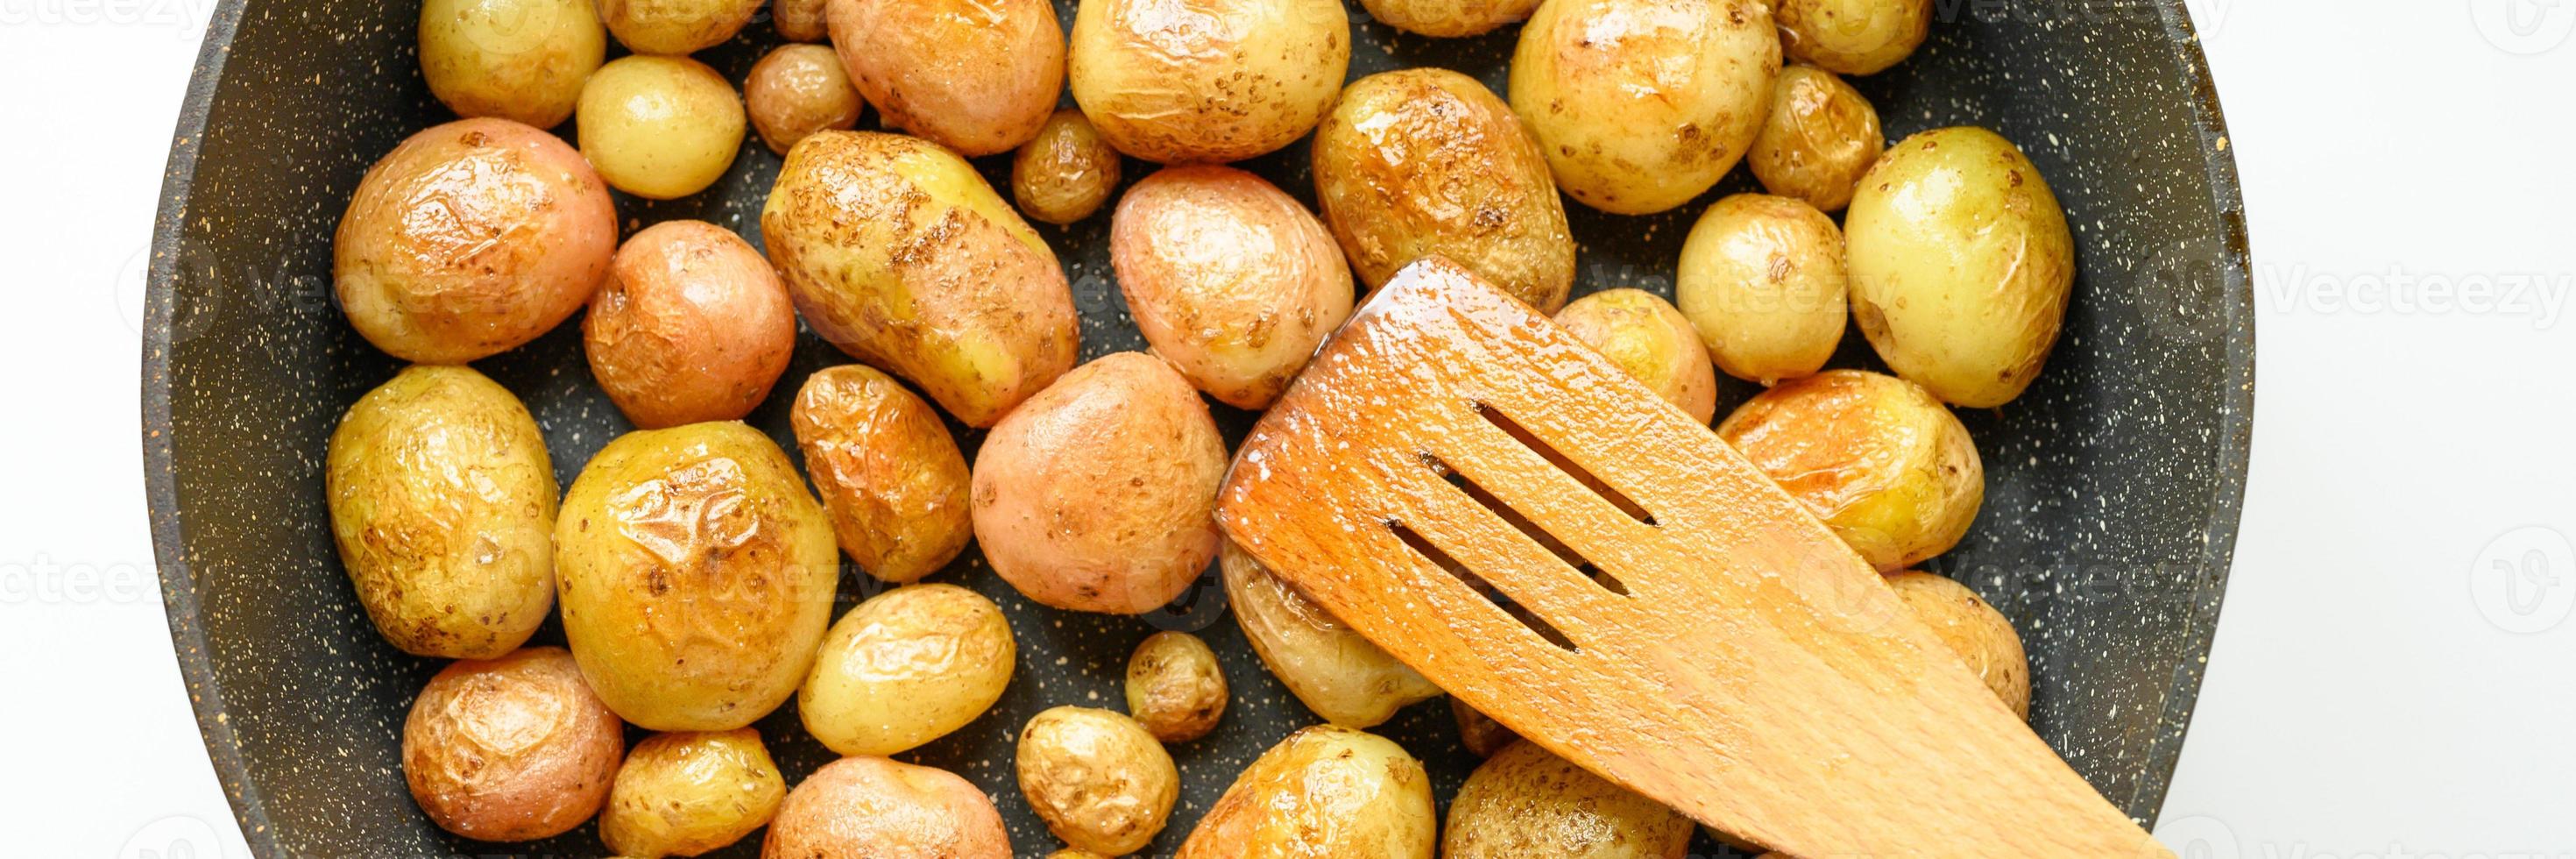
[1509,0,1780,215]
[1124,630,1228,742]
[1069,0,1349,163]
[831,0,1063,156]
[1773,0,1928,75]
[601,728,787,857]
[1112,165,1354,408]
[1553,288,1718,423]
[763,131,1080,427]
[1313,69,1575,313]
[762,756,1011,859]
[1886,571,2031,717]
[1361,0,1539,38]
[1221,542,1441,728]
[1442,741,1693,859]
[1450,698,1518,757]
[1016,706,1180,855]
[799,583,1016,756]
[1716,370,1983,571]
[970,352,1226,614]
[1675,194,1847,386]
[418,0,603,128]
[577,55,746,200]
[327,366,557,659]
[1748,65,1882,212]
[774,0,828,40]
[555,422,839,731]
[1178,725,1438,859]
[746,44,863,156]
[584,220,796,430]
[1013,109,1124,225]
[334,117,613,364]
[597,0,760,54]
[402,647,623,842]
[1845,126,2074,408]
[789,366,973,584]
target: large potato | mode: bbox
[334,117,613,364]
[1845,126,2074,408]
[1016,706,1180,855]
[1675,194,1847,385]
[1508,0,1779,215]
[1069,0,1348,163]
[584,220,797,430]
[1221,542,1440,728]
[418,0,603,128]
[1747,65,1883,212]
[763,756,1011,858]
[1013,109,1123,225]
[830,0,1063,156]
[1313,69,1575,313]
[327,366,556,659]
[1773,0,1929,75]
[1178,725,1437,859]
[597,0,759,54]
[402,647,623,842]
[555,422,839,731]
[601,728,786,857]
[746,44,863,156]
[970,352,1226,614]
[577,55,746,200]
[1112,165,1354,408]
[1886,571,2031,717]
[789,366,973,584]
[799,583,1016,756]
[1125,630,1228,742]
[1716,370,1983,571]
[763,131,1080,427]
[1361,0,1538,37]
[1442,741,1693,859]
[1553,288,1718,423]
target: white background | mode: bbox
[3,0,2571,856]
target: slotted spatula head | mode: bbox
[1216,257,2170,858]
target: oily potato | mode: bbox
[1012,109,1123,225]
[417,0,603,128]
[763,131,1079,427]
[970,353,1226,614]
[1450,698,1518,757]
[577,55,745,200]
[1509,0,1780,215]
[1716,370,1984,571]
[556,422,839,731]
[1846,126,2074,408]
[1016,706,1181,855]
[597,0,760,54]
[746,44,863,156]
[1676,194,1848,385]
[334,117,613,364]
[1178,725,1438,859]
[402,647,623,841]
[1222,541,1441,728]
[327,365,556,659]
[584,220,796,430]
[1748,65,1883,212]
[1313,68,1575,313]
[1069,0,1349,163]
[789,366,973,584]
[1112,165,1355,408]
[799,583,1016,756]
[1361,0,1538,38]
[774,0,827,40]
[1774,0,1929,75]
[1443,741,1694,859]
[1886,571,2032,717]
[1125,630,1228,742]
[830,0,1063,156]
[1554,288,1719,423]
[763,756,1011,858]
[601,728,786,857]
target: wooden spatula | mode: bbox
[1214,257,2172,858]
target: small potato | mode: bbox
[1360,0,1538,38]
[418,0,604,128]
[1845,127,2073,408]
[746,44,862,156]
[1886,571,2031,717]
[1178,725,1437,859]
[1773,0,1929,75]
[1442,741,1693,859]
[1716,370,1983,571]
[1675,194,1848,385]
[403,647,622,841]
[327,366,556,659]
[1221,542,1440,728]
[1509,0,1780,215]
[1554,288,1718,423]
[1112,165,1354,408]
[1748,65,1883,212]
[1013,109,1123,225]
[1048,851,1112,859]
[1450,698,1518,757]
[763,131,1079,427]
[1016,706,1180,855]
[556,422,839,731]
[597,0,759,54]
[334,117,613,364]
[832,0,1063,156]
[1125,630,1228,742]
[774,0,827,40]
[1313,69,1575,313]
[584,221,796,430]
[601,728,786,857]
[970,352,1225,614]
[763,756,1011,858]
[1069,0,1348,163]
[799,584,1016,756]
[577,55,746,200]
[789,366,973,584]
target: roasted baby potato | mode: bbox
[584,220,796,430]
[970,352,1226,614]
[1676,194,1848,385]
[555,422,839,731]
[417,0,603,128]
[789,366,973,583]
[1774,0,1929,75]
[1716,370,1984,571]
[1845,126,2074,408]
[597,0,759,54]
[1016,706,1180,855]
[1112,165,1355,408]
[746,44,862,156]
[577,55,745,200]
[1450,699,1518,757]
[1442,740,1693,859]
[402,647,622,842]
[763,756,1011,858]
[1554,288,1719,423]
[335,117,613,364]
[800,583,1016,756]
[1313,68,1575,312]
[763,131,1080,427]
[1012,109,1123,225]
[327,366,557,659]
[831,0,1063,156]
[1069,0,1349,163]
[1178,725,1438,859]
[774,0,827,40]
[1360,0,1539,37]
[1509,0,1780,214]
[1748,65,1883,212]
[1887,571,2032,717]
[1222,542,1441,728]
[600,728,786,857]
[1125,630,1228,742]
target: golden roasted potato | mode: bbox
[584,220,796,430]
[596,0,759,54]
[789,365,973,583]
[774,0,827,40]
[969,352,1225,614]
[1221,542,1440,728]
[799,583,1016,756]
[1774,0,1929,75]
[1360,0,1538,37]
[1553,288,1719,423]
[601,728,786,857]
[1886,571,2031,717]
[763,756,1011,858]
[1748,65,1883,212]
[1313,69,1575,313]
[1016,706,1180,855]
[577,55,745,200]
[1178,725,1438,859]
[402,647,622,842]
[1442,741,1693,859]
[417,0,603,128]
[830,0,1063,156]
[555,422,839,731]
[1124,630,1228,742]
[1509,0,1780,214]
[1716,370,1983,571]
[745,44,863,156]
[762,131,1079,427]
[1846,126,2073,408]
[1450,698,1518,758]
[1112,165,1354,408]
[334,117,613,364]
[1047,851,1112,859]
[327,366,556,659]
[1069,0,1348,163]
[1675,194,1848,385]
[1012,109,1123,226]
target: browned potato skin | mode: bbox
[1442,741,1693,859]
[1450,698,1518,757]
[830,0,1064,156]
[1112,165,1354,408]
[598,0,761,54]
[775,0,829,40]
[1313,69,1575,313]
[1773,0,1929,75]
[601,728,786,857]
[1553,288,1719,423]
[1886,571,2032,717]
[1068,0,1350,164]
[762,756,1011,858]
[1178,725,1438,858]
[335,117,613,364]
[1125,630,1228,742]
[584,221,796,430]
[1748,65,1883,213]
[403,647,623,842]
[1016,706,1180,855]
[1013,109,1123,226]
[1046,851,1112,859]
[746,44,863,156]
[1361,0,1539,37]
[1716,370,1983,571]
[789,366,973,583]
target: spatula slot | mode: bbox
[1472,401,1658,528]
[1385,519,1580,652]
[1421,452,1632,599]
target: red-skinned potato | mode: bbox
[583,221,796,430]
[831,0,1064,156]
[402,647,623,842]
[789,366,973,584]
[762,756,1011,858]
[1112,165,1354,409]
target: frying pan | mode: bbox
[142,0,2253,854]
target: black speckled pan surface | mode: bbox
[143,0,2251,855]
